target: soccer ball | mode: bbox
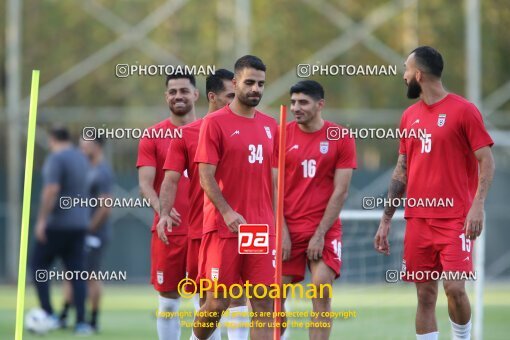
[25,308,52,335]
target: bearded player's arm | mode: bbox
[465,146,494,239]
[374,154,407,255]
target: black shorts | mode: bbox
[84,235,108,272]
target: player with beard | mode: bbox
[157,69,250,340]
[137,74,197,340]
[278,80,356,340]
[191,56,277,340]
[374,46,495,340]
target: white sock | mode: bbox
[416,331,439,340]
[157,296,181,340]
[193,294,201,312]
[450,318,471,340]
[226,306,249,340]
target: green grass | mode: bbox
[1,283,509,339]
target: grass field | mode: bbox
[1,283,509,339]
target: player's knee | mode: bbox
[250,297,273,312]
[444,283,467,304]
[160,291,180,299]
[207,297,230,313]
[416,284,438,308]
[229,296,247,308]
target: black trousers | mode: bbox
[31,229,87,324]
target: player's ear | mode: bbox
[232,77,238,89]
[193,87,199,102]
[416,70,423,83]
[207,91,215,103]
[317,98,325,110]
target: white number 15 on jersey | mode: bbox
[420,133,432,153]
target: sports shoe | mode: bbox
[74,322,94,336]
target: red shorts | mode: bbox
[150,231,187,292]
[403,218,474,282]
[186,238,201,283]
[283,227,342,283]
[197,231,276,289]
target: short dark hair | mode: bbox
[165,73,196,87]
[410,46,444,78]
[92,136,106,147]
[290,80,325,101]
[206,69,234,99]
[49,125,71,142]
[234,55,266,74]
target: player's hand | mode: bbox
[169,208,182,226]
[222,210,247,233]
[464,201,484,240]
[282,226,292,261]
[374,219,391,255]
[156,215,172,245]
[35,220,47,244]
[307,233,325,261]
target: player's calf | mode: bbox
[249,295,274,340]
[192,293,230,339]
[443,280,472,340]
[309,260,336,340]
[415,281,439,337]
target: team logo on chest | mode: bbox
[437,113,447,127]
[264,126,272,139]
[319,141,329,154]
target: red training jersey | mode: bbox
[164,119,203,239]
[276,121,357,232]
[399,93,493,218]
[136,119,190,235]
[195,105,277,238]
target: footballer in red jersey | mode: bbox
[137,74,197,340]
[277,80,356,340]
[374,46,494,340]
[191,56,276,340]
[157,69,250,340]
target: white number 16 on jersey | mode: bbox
[248,144,263,164]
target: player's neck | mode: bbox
[207,104,221,114]
[229,100,255,118]
[91,153,103,166]
[298,118,324,133]
[420,82,448,106]
[168,112,196,127]
[52,142,72,152]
